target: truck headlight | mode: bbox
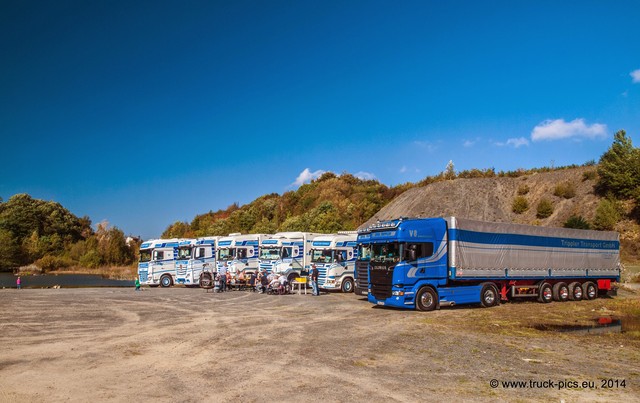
[391,290,405,296]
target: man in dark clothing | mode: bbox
[310,264,319,296]
[249,272,257,292]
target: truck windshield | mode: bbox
[259,247,281,260]
[311,249,333,263]
[217,247,236,261]
[357,245,371,261]
[177,247,192,259]
[371,243,401,263]
[139,249,152,263]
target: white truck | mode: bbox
[216,233,271,277]
[310,232,358,293]
[175,237,217,287]
[259,232,322,283]
[137,238,181,287]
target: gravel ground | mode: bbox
[0,286,638,402]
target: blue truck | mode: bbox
[362,217,620,311]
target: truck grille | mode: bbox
[369,264,394,300]
[317,265,328,287]
[355,261,369,294]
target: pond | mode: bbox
[0,272,134,288]
[532,316,640,335]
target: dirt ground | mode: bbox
[1,286,639,402]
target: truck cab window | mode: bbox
[404,243,434,261]
[196,247,205,258]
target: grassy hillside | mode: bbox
[162,172,411,237]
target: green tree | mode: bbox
[597,130,640,199]
[593,199,621,230]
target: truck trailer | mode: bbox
[364,217,620,311]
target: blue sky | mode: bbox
[1,0,639,240]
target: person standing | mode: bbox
[135,278,141,291]
[219,262,228,292]
[310,264,319,296]
[16,276,21,290]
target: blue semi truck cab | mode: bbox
[364,217,620,311]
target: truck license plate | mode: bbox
[376,301,385,306]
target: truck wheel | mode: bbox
[480,283,499,307]
[552,282,569,302]
[415,287,438,311]
[538,283,553,303]
[568,282,583,301]
[341,278,354,293]
[582,282,598,300]
[160,275,172,288]
[200,273,214,288]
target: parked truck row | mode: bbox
[137,231,358,292]
[138,216,621,312]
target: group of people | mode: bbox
[210,262,322,296]
[213,266,289,294]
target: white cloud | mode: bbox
[631,69,640,83]
[494,137,529,148]
[506,137,529,148]
[354,171,376,180]
[531,118,607,141]
[399,166,408,173]
[463,140,476,148]
[413,140,438,153]
[290,168,325,188]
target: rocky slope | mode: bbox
[362,166,601,228]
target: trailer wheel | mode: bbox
[552,282,569,302]
[568,282,583,301]
[160,275,172,288]
[341,277,354,293]
[415,287,438,312]
[538,283,553,303]
[480,283,499,307]
[582,282,598,300]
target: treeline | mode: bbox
[164,130,640,240]
[163,172,411,238]
[0,194,139,271]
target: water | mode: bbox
[532,317,640,335]
[0,272,134,288]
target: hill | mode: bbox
[362,166,600,227]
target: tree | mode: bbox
[443,160,456,180]
[597,130,640,199]
[593,199,621,231]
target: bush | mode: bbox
[553,181,576,199]
[512,196,529,214]
[517,184,530,195]
[593,199,621,230]
[35,255,73,271]
[536,199,554,219]
[563,215,591,229]
[582,170,597,181]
